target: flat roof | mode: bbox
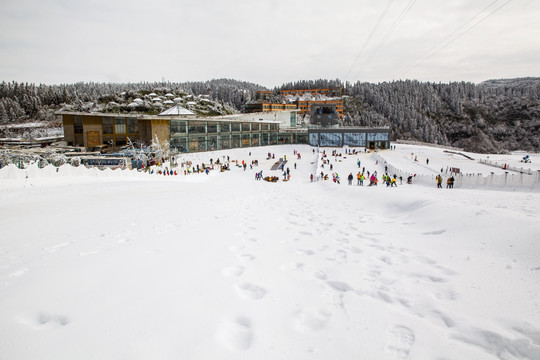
[57,111,279,124]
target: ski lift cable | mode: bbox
[399,0,511,79]
[344,0,395,81]
[358,0,416,75]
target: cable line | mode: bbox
[399,0,512,78]
[344,0,394,81]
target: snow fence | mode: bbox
[373,154,540,191]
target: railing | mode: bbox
[373,153,540,190]
[478,158,534,175]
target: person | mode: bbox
[294,163,297,169]
[449,176,455,188]
[357,171,361,185]
[391,175,397,187]
[348,173,353,185]
[436,175,443,188]
[310,173,314,182]
[426,158,429,165]
[446,177,451,188]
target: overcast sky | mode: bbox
[1,0,539,88]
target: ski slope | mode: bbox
[1,143,539,360]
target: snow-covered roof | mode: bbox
[165,93,175,97]
[158,105,195,116]
[148,93,157,97]
[152,97,162,102]
[173,97,183,102]
[163,100,174,104]
[133,98,143,103]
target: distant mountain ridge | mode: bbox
[1,78,539,153]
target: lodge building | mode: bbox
[60,111,390,152]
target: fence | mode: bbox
[373,154,540,190]
[478,158,534,175]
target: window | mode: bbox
[320,132,342,147]
[171,120,187,135]
[344,133,366,146]
[242,123,251,132]
[220,122,231,133]
[367,132,388,141]
[207,122,218,133]
[115,117,126,134]
[231,122,241,132]
[74,116,83,134]
[188,121,206,134]
[127,118,138,133]
[309,133,319,146]
[219,135,231,149]
[103,118,113,134]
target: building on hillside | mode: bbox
[255,91,273,101]
[298,100,344,118]
[246,99,344,118]
[59,111,283,153]
[310,103,339,127]
[280,87,343,97]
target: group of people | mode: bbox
[436,174,455,188]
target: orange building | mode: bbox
[280,87,343,97]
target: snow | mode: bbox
[1,144,539,360]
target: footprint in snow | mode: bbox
[221,266,245,278]
[217,316,254,351]
[235,283,267,300]
[384,325,416,359]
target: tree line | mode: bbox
[1,78,538,153]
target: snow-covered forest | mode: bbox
[1,77,539,153]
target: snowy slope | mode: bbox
[1,144,539,360]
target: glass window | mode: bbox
[231,122,241,132]
[171,120,187,135]
[207,122,218,134]
[344,133,366,146]
[102,118,113,134]
[197,136,207,151]
[127,118,138,133]
[252,133,260,146]
[270,124,278,131]
[231,134,241,148]
[309,133,319,146]
[171,137,188,152]
[320,132,342,147]
[242,123,251,132]
[367,132,388,141]
[115,117,126,134]
[251,123,260,131]
[208,135,217,151]
[188,137,198,152]
[242,134,251,147]
[74,116,83,134]
[219,135,230,149]
[220,122,231,133]
[261,123,270,131]
[188,121,206,134]
[290,112,296,127]
[261,133,269,145]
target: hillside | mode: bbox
[1,78,539,153]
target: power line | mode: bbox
[360,0,416,73]
[399,0,512,79]
[344,0,394,81]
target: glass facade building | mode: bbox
[308,128,390,149]
[169,119,280,152]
